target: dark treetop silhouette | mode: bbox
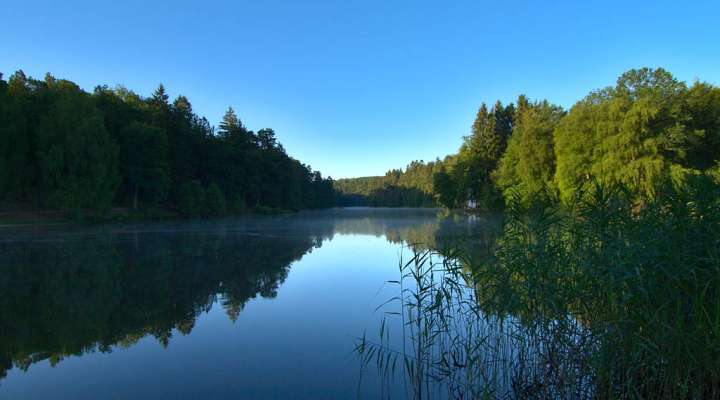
[0,71,335,217]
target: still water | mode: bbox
[0,208,497,399]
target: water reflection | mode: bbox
[0,227,320,381]
[0,208,499,397]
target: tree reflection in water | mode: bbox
[0,209,498,383]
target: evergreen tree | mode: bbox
[257,128,279,151]
[0,71,37,200]
[151,84,169,105]
[205,182,227,215]
[453,101,515,209]
[495,98,564,204]
[167,94,201,199]
[0,70,337,215]
[432,166,457,208]
[684,81,720,170]
[218,106,242,138]
[35,77,119,210]
[119,121,170,209]
[177,181,205,217]
[4,66,719,216]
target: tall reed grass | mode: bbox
[357,178,720,399]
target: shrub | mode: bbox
[229,194,246,214]
[205,182,226,216]
[177,181,205,217]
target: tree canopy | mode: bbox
[2,67,718,214]
[555,68,720,201]
[340,68,720,210]
[0,71,336,216]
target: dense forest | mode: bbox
[0,71,336,218]
[335,161,438,207]
[3,67,719,217]
[337,67,720,210]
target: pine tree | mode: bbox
[119,121,170,209]
[172,95,193,122]
[205,182,227,215]
[151,84,169,105]
[453,101,515,209]
[495,98,564,204]
[218,106,241,138]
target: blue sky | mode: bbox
[2,0,719,178]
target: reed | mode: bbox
[357,177,720,399]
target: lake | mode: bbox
[0,208,499,399]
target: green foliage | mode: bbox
[205,182,226,216]
[177,181,205,217]
[495,180,720,398]
[34,77,119,210]
[431,164,459,208]
[0,71,36,200]
[361,180,720,398]
[348,68,720,211]
[449,101,514,209]
[336,160,440,207]
[119,121,170,208]
[2,67,719,215]
[229,194,247,213]
[337,101,516,210]
[0,70,336,215]
[685,81,720,169]
[554,67,720,202]
[495,98,564,205]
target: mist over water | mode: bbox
[0,208,498,399]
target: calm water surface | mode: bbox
[0,208,498,399]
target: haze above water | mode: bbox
[0,208,498,399]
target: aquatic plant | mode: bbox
[357,177,720,399]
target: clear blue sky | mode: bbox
[2,0,719,178]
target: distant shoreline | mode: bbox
[0,203,452,227]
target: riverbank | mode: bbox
[0,202,298,226]
[358,180,720,399]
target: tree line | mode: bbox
[0,71,336,217]
[335,160,438,207]
[338,67,720,209]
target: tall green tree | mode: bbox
[0,70,337,215]
[218,106,243,138]
[554,68,709,201]
[432,164,458,208]
[0,71,40,201]
[495,98,564,204]
[205,182,227,215]
[453,101,515,209]
[119,121,170,209]
[35,76,119,210]
[684,81,720,170]
[167,95,201,196]
[215,107,255,206]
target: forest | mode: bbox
[341,68,720,398]
[337,67,720,209]
[0,71,336,218]
[2,67,719,217]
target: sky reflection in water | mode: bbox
[0,208,497,399]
